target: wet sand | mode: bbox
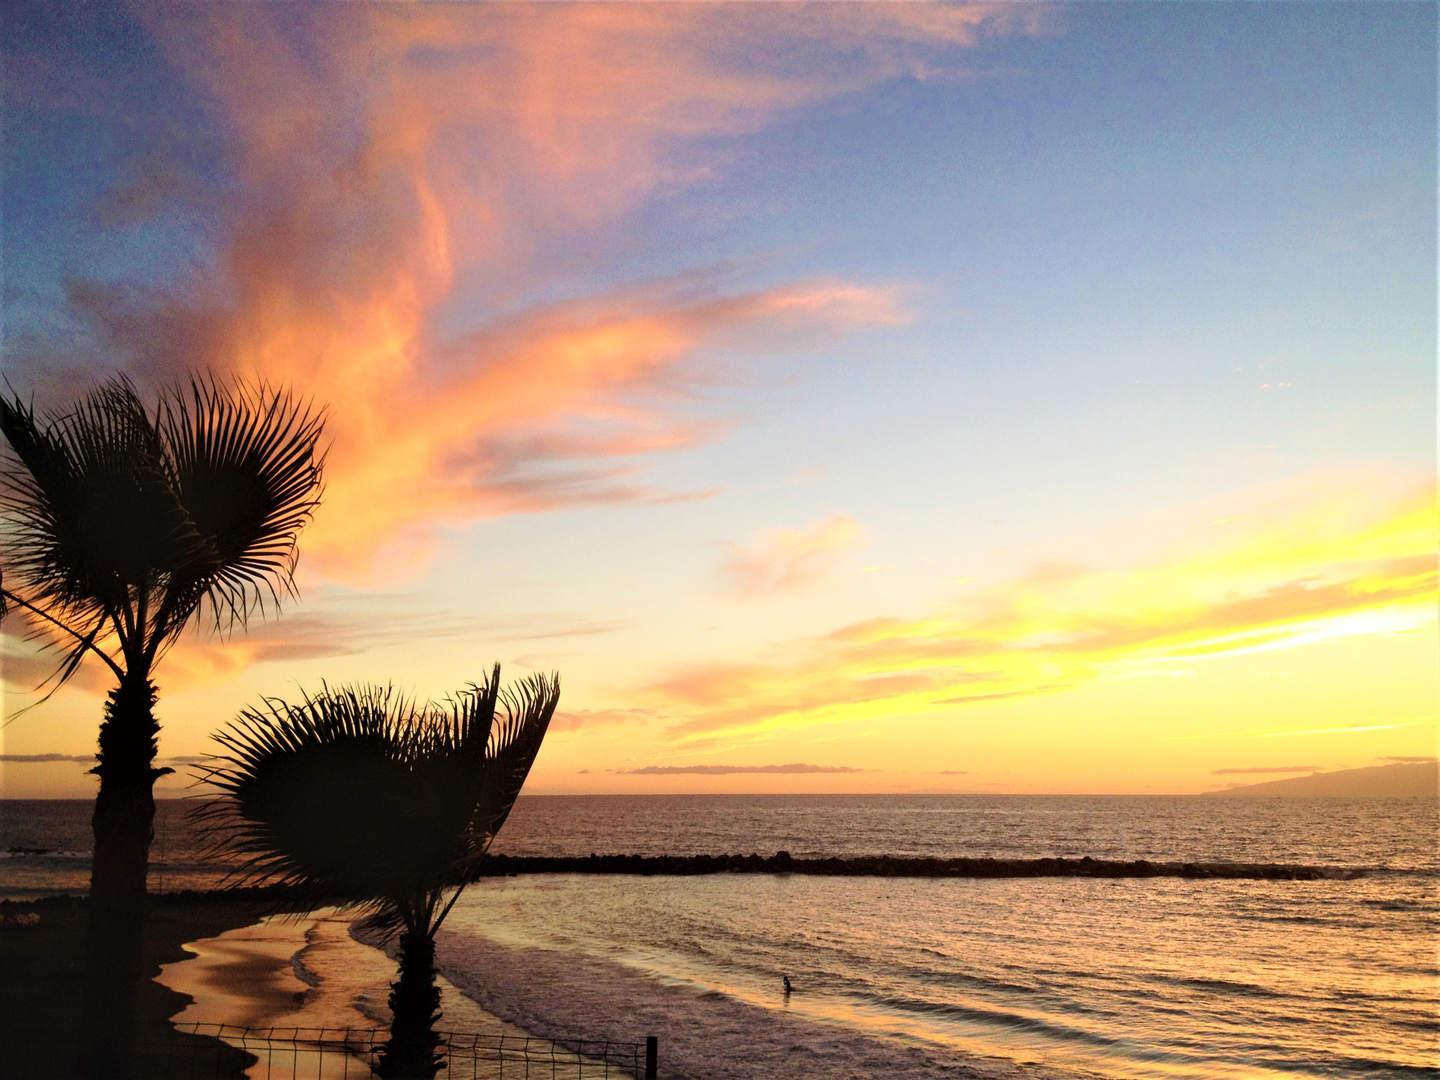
[158,915,318,1029]
[0,892,552,1080]
[157,906,552,1078]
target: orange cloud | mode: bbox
[291,280,909,575]
[721,514,867,597]
[645,480,1438,741]
[12,4,1034,580]
[549,707,658,735]
[618,763,871,775]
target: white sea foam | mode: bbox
[429,927,1063,1080]
[422,871,1440,1079]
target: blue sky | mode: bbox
[2,2,1434,796]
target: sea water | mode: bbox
[3,795,1435,1077]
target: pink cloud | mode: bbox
[721,514,867,597]
[10,4,1035,580]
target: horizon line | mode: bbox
[6,789,1426,801]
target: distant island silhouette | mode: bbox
[1210,761,1437,798]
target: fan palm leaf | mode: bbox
[200,666,559,930]
[0,373,326,681]
[0,379,181,664]
[199,665,559,1077]
[154,376,326,646]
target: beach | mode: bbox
[160,898,1076,1080]
[0,892,1078,1079]
[0,889,1096,1079]
[0,893,562,1080]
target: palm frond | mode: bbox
[0,377,189,676]
[199,685,410,913]
[0,375,326,696]
[470,670,560,858]
[156,375,326,641]
[198,666,557,938]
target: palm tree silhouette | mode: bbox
[0,374,325,1076]
[199,666,559,1078]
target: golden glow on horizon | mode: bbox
[636,483,1436,752]
[4,473,1433,798]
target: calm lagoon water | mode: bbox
[3,795,1436,1077]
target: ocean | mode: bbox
[3,795,1436,1078]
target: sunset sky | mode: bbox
[2,2,1434,798]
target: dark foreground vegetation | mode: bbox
[478,852,1355,880]
[201,669,561,1079]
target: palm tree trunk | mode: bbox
[78,676,162,1079]
[379,930,443,1078]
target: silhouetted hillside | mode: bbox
[1210,761,1437,798]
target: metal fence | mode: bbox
[151,1024,658,1079]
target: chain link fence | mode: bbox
[149,1023,658,1079]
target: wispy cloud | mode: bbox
[0,752,207,766]
[550,708,658,734]
[721,515,866,597]
[642,480,1436,741]
[2,593,621,697]
[617,763,873,776]
[0,753,93,764]
[1258,722,1426,739]
[7,4,1036,579]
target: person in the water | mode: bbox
[782,975,793,996]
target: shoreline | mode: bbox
[166,897,1081,1080]
[3,888,1083,1080]
[1,891,548,1078]
[6,869,1427,1079]
[157,904,539,1043]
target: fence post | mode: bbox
[645,1035,658,1079]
